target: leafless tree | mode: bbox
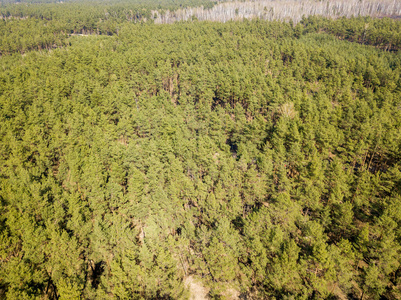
[152,0,401,24]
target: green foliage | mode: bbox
[301,15,401,51]
[0,14,401,299]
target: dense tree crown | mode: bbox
[0,7,401,300]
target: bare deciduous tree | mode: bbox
[152,0,401,24]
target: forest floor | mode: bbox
[184,276,209,300]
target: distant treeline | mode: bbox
[0,0,217,27]
[0,0,217,54]
[0,15,400,55]
[302,16,401,51]
[152,0,401,24]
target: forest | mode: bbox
[1,0,401,299]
